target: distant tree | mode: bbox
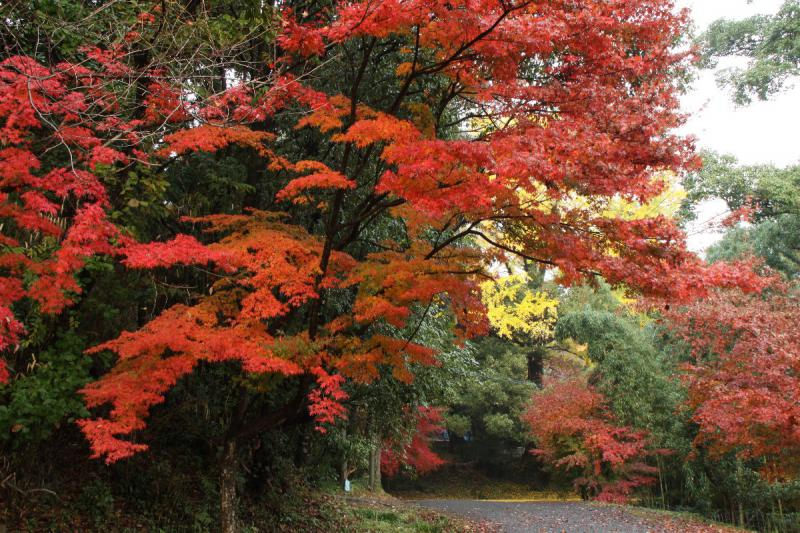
[555,307,681,441]
[445,336,535,455]
[702,0,800,103]
[683,152,800,279]
[683,153,800,222]
[481,268,558,385]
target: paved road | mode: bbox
[413,500,696,533]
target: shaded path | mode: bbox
[413,500,733,533]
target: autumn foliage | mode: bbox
[0,56,121,354]
[523,378,658,503]
[666,288,800,480]
[0,0,766,471]
[382,407,447,477]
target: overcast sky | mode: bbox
[674,0,799,251]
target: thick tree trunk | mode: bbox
[368,443,382,493]
[220,438,238,533]
[217,382,311,533]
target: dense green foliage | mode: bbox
[445,337,534,453]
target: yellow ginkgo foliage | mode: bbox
[481,273,559,342]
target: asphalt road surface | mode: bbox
[413,500,703,533]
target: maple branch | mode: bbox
[335,196,405,249]
[388,25,421,114]
[434,81,463,132]
[400,298,436,351]
[309,37,377,339]
[231,375,315,442]
[0,474,61,501]
[425,219,481,259]
[465,230,555,267]
[414,0,533,78]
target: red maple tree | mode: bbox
[666,288,800,480]
[523,378,658,502]
[0,50,166,381]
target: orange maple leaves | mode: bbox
[276,167,356,203]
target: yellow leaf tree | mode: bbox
[481,268,559,386]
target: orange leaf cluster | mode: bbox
[78,213,355,460]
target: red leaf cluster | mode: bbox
[382,406,447,477]
[523,378,658,502]
[665,289,800,480]
[0,55,139,371]
[78,212,355,460]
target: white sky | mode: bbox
[675,0,800,252]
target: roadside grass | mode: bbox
[318,478,496,532]
[346,506,460,532]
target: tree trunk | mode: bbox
[340,458,349,487]
[527,346,544,387]
[738,501,745,528]
[294,416,312,467]
[220,438,238,533]
[368,443,382,493]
